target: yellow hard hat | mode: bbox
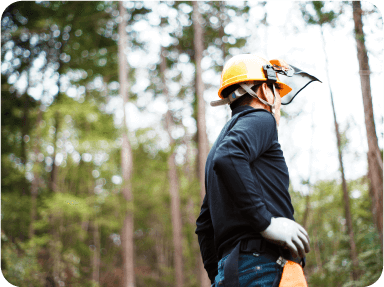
[218,54,292,99]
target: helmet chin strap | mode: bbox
[239,83,276,116]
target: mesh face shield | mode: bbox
[276,64,322,105]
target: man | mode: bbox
[195,54,320,286]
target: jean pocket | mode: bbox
[239,262,280,287]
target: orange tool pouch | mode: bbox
[277,259,308,287]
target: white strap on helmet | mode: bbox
[210,82,277,116]
[239,83,276,116]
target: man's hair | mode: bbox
[222,83,282,110]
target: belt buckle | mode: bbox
[276,256,287,267]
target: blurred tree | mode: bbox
[118,2,135,287]
[300,1,359,282]
[160,45,185,287]
[191,3,211,286]
[352,1,383,250]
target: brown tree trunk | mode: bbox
[47,214,62,287]
[312,228,323,274]
[91,220,100,285]
[118,2,135,287]
[302,194,311,231]
[50,111,60,193]
[320,26,359,282]
[21,94,29,166]
[29,109,43,239]
[187,198,201,282]
[183,134,194,182]
[48,110,61,287]
[218,2,231,123]
[192,2,211,287]
[50,41,64,194]
[352,1,383,249]
[160,46,184,287]
[153,223,166,280]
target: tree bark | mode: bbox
[182,134,194,182]
[160,46,184,287]
[118,2,135,287]
[187,198,201,283]
[312,228,323,274]
[352,1,383,249]
[29,109,43,239]
[50,35,64,194]
[320,26,359,281]
[153,223,166,281]
[192,2,211,287]
[218,1,232,123]
[302,194,311,231]
[91,220,100,285]
[21,94,29,166]
[50,111,60,193]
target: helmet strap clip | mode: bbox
[239,83,276,116]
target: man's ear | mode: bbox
[259,82,270,103]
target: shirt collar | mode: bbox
[231,105,270,117]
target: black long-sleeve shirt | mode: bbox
[195,105,295,283]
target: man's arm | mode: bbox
[195,195,218,284]
[213,112,275,232]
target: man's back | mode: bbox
[206,105,294,259]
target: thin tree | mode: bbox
[118,2,135,287]
[160,46,184,286]
[352,1,383,248]
[192,2,211,287]
[29,108,43,239]
[301,2,360,281]
[90,189,101,286]
[320,25,359,282]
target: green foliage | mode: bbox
[1,234,46,286]
[290,177,382,287]
[1,192,31,240]
[300,1,344,27]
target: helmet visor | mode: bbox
[278,65,321,105]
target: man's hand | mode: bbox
[260,217,310,259]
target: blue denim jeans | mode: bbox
[212,253,281,287]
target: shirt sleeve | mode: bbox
[212,112,275,232]
[195,195,218,284]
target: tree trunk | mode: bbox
[183,134,194,182]
[153,223,166,281]
[320,26,359,281]
[21,94,29,165]
[91,220,100,285]
[118,2,135,287]
[47,214,62,287]
[312,228,323,274]
[218,2,231,123]
[50,39,64,194]
[187,198,201,283]
[50,111,60,193]
[29,109,43,239]
[302,194,311,231]
[48,110,61,287]
[352,1,383,249]
[192,2,211,287]
[160,46,184,287]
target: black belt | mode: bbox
[222,238,305,287]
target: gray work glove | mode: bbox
[260,217,310,259]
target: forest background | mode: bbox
[1,1,383,287]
